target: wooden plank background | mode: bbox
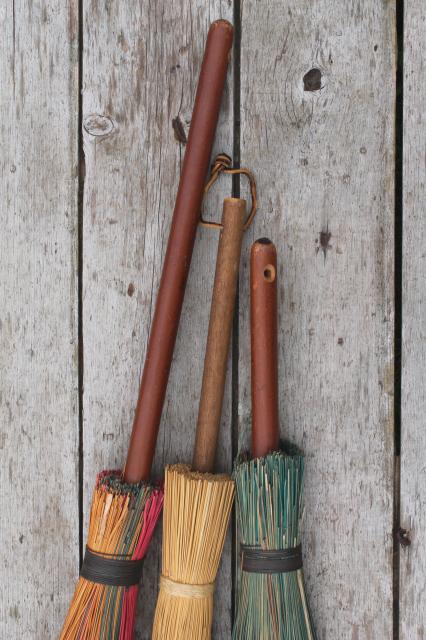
[0,1,424,639]
[0,1,79,637]
[238,1,395,638]
[400,2,426,638]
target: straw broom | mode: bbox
[62,472,162,639]
[154,465,234,637]
[60,20,234,640]
[232,239,316,640]
[233,452,314,639]
[152,195,252,639]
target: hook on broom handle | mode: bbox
[124,20,233,483]
[192,198,246,473]
[250,238,280,458]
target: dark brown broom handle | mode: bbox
[124,20,234,483]
[251,239,280,458]
[192,198,245,472]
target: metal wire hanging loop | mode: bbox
[200,153,257,231]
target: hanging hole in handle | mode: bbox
[263,264,276,283]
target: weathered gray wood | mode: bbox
[400,4,426,637]
[82,3,233,638]
[239,3,395,638]
[0,1,79,637]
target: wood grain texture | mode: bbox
[81,2,233,637]
[0,1,79,637]
[238,2,395,638]
[400,4,426,638]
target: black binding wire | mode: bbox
[241,544,303,574]
[80,548,144,587]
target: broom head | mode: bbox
[60,470,163,640]
[152,464,234,640]
[232,448,316,640]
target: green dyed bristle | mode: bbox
[232,450,316,640]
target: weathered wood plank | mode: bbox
[82,3,233,637]
[400,4,426,637]
[239,2,395,637]
[0,1,79,637]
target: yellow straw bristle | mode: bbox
[152,464,235,640]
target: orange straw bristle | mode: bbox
[60,471,163,640]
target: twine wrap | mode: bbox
[241,543,303,574]
[160,575,215,599]
[80,547,144,587]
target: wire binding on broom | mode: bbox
[152,464,234,640]
[232,449,316,640]
[60,471,163,640]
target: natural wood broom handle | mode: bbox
[192,198,246,472]
[124,20,233,482]
[251,239,280,458]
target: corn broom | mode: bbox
[232,239,316,639]
[60,20,234,639]
[152,193,254,639]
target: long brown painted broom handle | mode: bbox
[251,239,280,458]
[192,198,246,472]
[124,20,234,483]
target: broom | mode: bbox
[232,239,316,640]
[60,19,234,639]
[152,192,253,639]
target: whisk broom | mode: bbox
[60,20,234,640]
[152,185,255,639]
[232,239,316,640]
